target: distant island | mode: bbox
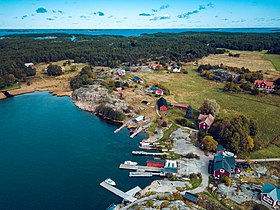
[0,31,280,209]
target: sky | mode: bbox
[0,0,279,29]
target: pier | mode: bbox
[130,126,142,138]
[119,164,162,172]
[129,172,162,177]
[114,124,126,133]
[100,181,141,203]
[132,151,166,156]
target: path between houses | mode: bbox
[237,158,280,162]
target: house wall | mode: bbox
[261,194,275,207]
[160,106,168,111]
[199,122,209,130]
[213,169,230,178]
[147,162,164,168]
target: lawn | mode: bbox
[143,67,280,158]
[263,53,280,72]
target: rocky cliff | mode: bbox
[72,84,129,113]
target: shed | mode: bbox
[183,192,199,204]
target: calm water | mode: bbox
[0,28,279,36]
[0,92,155,210]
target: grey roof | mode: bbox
[213,152,236,173]
[162,167,178,174]
[184,192,198,203]
[261,182,280,201]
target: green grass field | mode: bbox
[149,67,280,158]
[263,53,280,72]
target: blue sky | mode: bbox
[0,0,279,29]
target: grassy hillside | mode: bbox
[143,67,280,158]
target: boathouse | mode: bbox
[146,160,165,168]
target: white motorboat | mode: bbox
[105,178,116,186]
[124,161,138,166]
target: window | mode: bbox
[220,169,225,173]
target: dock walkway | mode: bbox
[100,181,141,203]
[132,151,166,156]
[119,164,162,172]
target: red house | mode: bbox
[157,97,168,111]
[261,183,280,208]
[150,63,162,70]
[211,152,238,179]
[146,160,165,168]
[254,80,275,93]
[198,114,214,130]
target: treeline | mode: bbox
[0,32,279,89]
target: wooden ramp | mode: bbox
[100,181,141,203]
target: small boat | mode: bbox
[129,127,137,133]
[124,160,138,166]
[105,178,116,186]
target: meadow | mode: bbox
[143,66,280,158]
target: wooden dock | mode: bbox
[130,126,142,138]
[119,164,162,172]
[129,172,162,177]
[129,172,153,177]
[100,181,141,203]
[132,151,166,156]
[114,124,126,133]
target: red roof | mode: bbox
[151,64,161,67]
[254,80,274,87]
[198,114,215,126]
[171,104,189,109]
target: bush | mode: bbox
[184,153,200,159]
[70,66,96,90]
[47,64,63,76]
[189,173,198,179]
[160,201,170,208]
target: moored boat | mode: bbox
[104,178,116,186]
[124,160,138,166]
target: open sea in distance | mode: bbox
[0,28,279,36]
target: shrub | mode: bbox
[160,201,170,208]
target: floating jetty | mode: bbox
[129,172,162,177]
[130,126,142,138]
[100,181,141,203]
[129,172,153,177]
[114,124,126,133]
[132,151,166,156]
[119,164,162,172]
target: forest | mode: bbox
[0,32,279,89]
